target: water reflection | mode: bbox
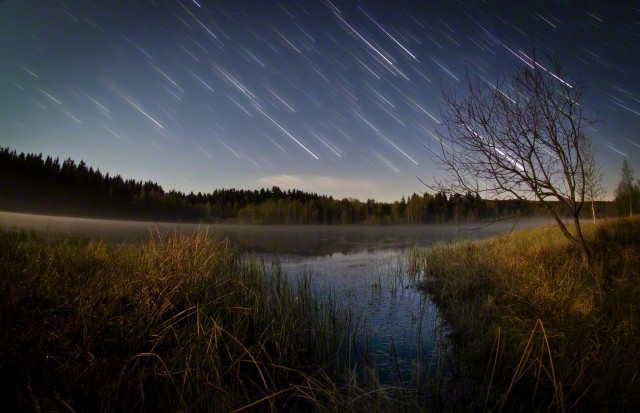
[260,249,443,383]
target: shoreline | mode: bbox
[0,209,558,254]
[414,216,640,411]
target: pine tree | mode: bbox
[615,159,636,217]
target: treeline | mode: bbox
[0,147,612,224]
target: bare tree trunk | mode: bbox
[574,214,591,268]
[591,200,596,224]
[549,212,591,268]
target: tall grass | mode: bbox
[0,227,351,411]
[1,226,463,412]
[10,216,632,412]
[414,216,640,411]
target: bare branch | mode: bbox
[430,47,598,267]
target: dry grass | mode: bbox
[0,227,365,412]
[1,226,464,412]
[416,216,640,411]
[6,216,636,412]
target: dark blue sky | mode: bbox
[1,0,638,201]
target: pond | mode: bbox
[0,210,553,384]
[260,248,439,384]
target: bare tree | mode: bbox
[431,50,597,267]
[581,134,605,223]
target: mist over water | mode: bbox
[0,210,554,253]
[1,210,555,383]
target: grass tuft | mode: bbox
[0,227,365,412]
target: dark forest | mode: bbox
[0,147,614,224]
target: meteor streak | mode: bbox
[38,88,61,104]
[378,133,418,165]
[85,94,110,112]
[150,63,183,91]
[373,150,400,173]
[177,1,217,39]
[253,103,319,160]
[103,77,164,128]
[431,57,459,81]
[19,64,39,78]
[359,7,418,61]
[333,11,395,67]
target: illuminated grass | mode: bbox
[0,227,457,412]
[0,228,356,411]
[414,216,640,411]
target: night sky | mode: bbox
[1,1,639,202]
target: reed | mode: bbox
[8,216,625,412]
[0,227,367,412]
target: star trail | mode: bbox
[1,0,639,201]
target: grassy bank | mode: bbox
[415,216,640,411]
[0,227,435,412]
[6,218,636,412]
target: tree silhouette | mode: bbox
[2,145,595,225]
[432,49,598,267]
[615,159,637,217]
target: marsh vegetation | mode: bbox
[0,219,467,412]
[415,216,640,411]
[1,227,403,412]
[1,214,638,411]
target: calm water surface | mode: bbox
[1,211,553,383]
[261,248,439,382]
